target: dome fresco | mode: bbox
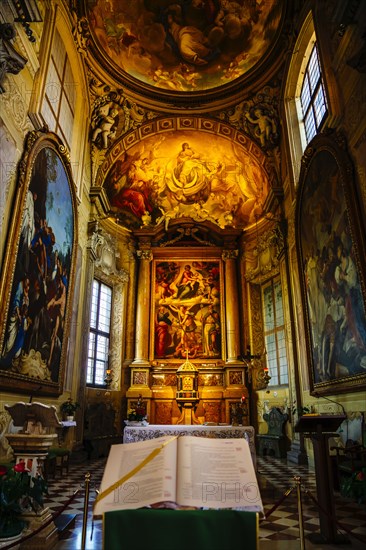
[86,0,283,93]
[103,129,270,230]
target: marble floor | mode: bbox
[21,453,366,549]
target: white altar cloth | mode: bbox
[123,424,256,468]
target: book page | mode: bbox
[94,436,177,515]
[176,436,263,512]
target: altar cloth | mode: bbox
[123,424,256,467]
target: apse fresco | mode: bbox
[103,130,269,230]
[86,0,283,92]
[154,259,222,360]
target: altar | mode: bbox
[123,424,257,468]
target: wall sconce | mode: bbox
[104,369,113,387]
[241,346,271,389]
[262,366,271,385]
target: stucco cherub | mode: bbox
[92,103,119,149]
[244,106,278,148]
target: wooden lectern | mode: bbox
[295,414,347,544]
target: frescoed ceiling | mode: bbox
[82,2,285,234]
[85,0,284,94]
[100,126,272,231]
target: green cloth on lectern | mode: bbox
[103,509,258,550]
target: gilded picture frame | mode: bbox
[0,130,78,396]
[151,257,224,363]
[296,133,366,395]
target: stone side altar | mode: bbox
[123,424,257,468]
[4,402,61,550]
[5,402,61,470]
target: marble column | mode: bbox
[133,249,152,365]
[223,249,240,363]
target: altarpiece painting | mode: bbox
[152,259,223,361]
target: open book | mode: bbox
[94,435,263,515]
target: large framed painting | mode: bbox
[152,258,224,362]
[296,133,366,395]
[0,130,78,396]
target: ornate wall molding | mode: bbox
[216,84,280,151]
[0,74,32,133]
[245,225,284,282]
[87,225,129,390]
[0,23,27,93]
[88,223,128,282]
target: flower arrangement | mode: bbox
[60,398,80,418]
[127,395,147,422]
[0,461,48,538]
[341,467,366,503]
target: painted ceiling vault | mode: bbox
[83,1,285,234]
[85,0,284,94]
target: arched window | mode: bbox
[87,279,112,386]
[40,29,76,151]
[284,12,333,185]
[262,276,288,387]
[299,43,328,144]
[28,4,89,198]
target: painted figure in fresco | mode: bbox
[202,304,220,357]
[31,218,56,288]
[166,142,221,205]
[171,304,199,358]
[166,8,213,66]
[47,273,67,369]
[110,158,154,218]
[335,244,366,351]
[175,142,202,184]
[320,293,346,379]
[0,277,31,368]
[19,190,37,275]
[174,264,200,300]
[155,307,173,357]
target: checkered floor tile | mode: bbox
[38,454,366,549]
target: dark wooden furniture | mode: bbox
[331,441,366,497]
[257,407,289,458]
[83,401,122,459]
[295,414,347,544]
[44,447,70,478]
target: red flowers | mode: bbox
[13,461,29,473]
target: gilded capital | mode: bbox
[222,249,238,261]
[137,249,153,261]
